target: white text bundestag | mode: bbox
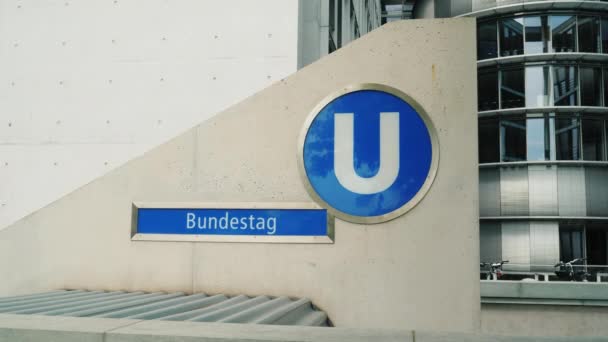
[185,212,277,235]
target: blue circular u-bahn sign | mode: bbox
[298,84,439,224]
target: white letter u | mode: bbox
[334,112,400,194]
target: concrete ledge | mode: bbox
[0,313,141,342]
[482,297,608,307]
[106,320,412,342]
[481,281,608,303]
[2,314,608,341]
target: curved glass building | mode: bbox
[411,0,608,274]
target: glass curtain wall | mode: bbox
[478,64,606,111]
[552,16,576,52]
[479,116,608,163]
[477,10,608,276]
[478,14,608,60]
[578,16,600,53]
[553,66,578,106]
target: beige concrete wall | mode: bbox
[481,304,608,337]
[0,19,479,332]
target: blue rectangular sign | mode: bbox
[136,207,328,237]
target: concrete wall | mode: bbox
[482,304,608,337]
[0,0,299,230]
[0,19,479,332]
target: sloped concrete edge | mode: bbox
[1,314,608,342]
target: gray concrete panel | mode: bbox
[481,281,608,301]
[480,222,502,263]
[500,166,529,216]
[585,166,608,217]
[0,313,140,342]
[481,303,608,337]
[501,221,530,271]
[528,165,558,216]
[479,168,501,217]
[557,165,587,216]
[529,221,559,272]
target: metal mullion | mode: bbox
[498,68,503,109]
[578,111,584,161]
[522,15,526,56]
[577,65,582,107]
[555,122,579,135]
[497,19,501,58]
[583,224,588,269]
[601,16,604,54]
[498,67,504,161]
[576,15,580,53]
[549,65,555,107]
[602,118,608,161]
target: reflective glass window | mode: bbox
[602,18,608,53]
[527,116,553,161]
[582,119,605,161]
[500,18,524,56]
[586,224,608,267]
[479,119,500,163]
[478,69,499,111]
[553,66,578,106]
[555,117,581,160]
[478,21,498,60]
[524,16,549,54]
[500,117,526,162]
[551,15,576,52]
[578,16,600,53]
[525,66,550,108]
[580,67,602,106]
[560,224,584,263]
[501,68,525,109]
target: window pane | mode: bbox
[525,16,549,54]
[500,17,524,56]
[527,117,550,161]
[479,119,500,163]
[586,224,608,267]
[578,16,600,53]
[580,67,602,106]
[551,15,576,52]
[553,66,578,106]
[582,119,605,161]
[525,66,550,107]
[501,117,526,162]
[559,224,584,262]
[478,69,498,111]
[602,18,608,53]
[478,21,498,60]
[555,117,581,160]
[501,68,525,109]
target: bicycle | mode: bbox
[480,260,509,280]
[554,258,590,282]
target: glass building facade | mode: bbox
[410,0,608,274]
[478,5,608,273]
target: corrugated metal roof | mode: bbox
[0,290,330,327]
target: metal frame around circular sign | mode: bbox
[297,83,440,224]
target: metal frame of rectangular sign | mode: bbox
[131,202,335,244]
